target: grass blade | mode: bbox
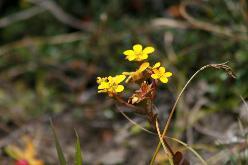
[50,120,67,165]
[74,130,83,165]
[155,119,174,165]
[166,136,207,165]
[151,62,236,164]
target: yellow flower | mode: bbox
[123,44,155,61]
[152,62,161,69]
[97,75,126,96]
[151,66,172,83]
[122,62,150,82]
[96,77,107,84]
[5,137,44,165]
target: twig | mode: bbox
[240,0,248,24]
[152,3,248,41]
[151,18,191,29]
[239,95,248,113]
[179,1,248,41]
[0,6,45,28]
[164,32,177,62]
[0,32,87,56]
[194,124,224,140]
[26,0,93,31]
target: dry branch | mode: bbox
[26,0,93,31]
[0,6,45,28]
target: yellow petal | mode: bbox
[114,75,126,83]
[133,44,142,53]
[143,46,155,54]
[153,62,160,69]
[159,67,165,73]
[115,85,124,92]
[131,72,143,81]
[96,77,101,83]
[153,69,160,75]
[127,54,136,61]
[23,141,35,159]
[98,82,109,89]
[151,74,159,79]
[98,89,106,93]
[165,72,172,77]
[29,159,44,165]
[138,62,150,72]
[139,53,148,60]
[108,76,113,81]
[160,76,168,83]
[96,77,107,84]
[123,50,134,56]
[122,72,131,75]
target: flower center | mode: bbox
[135,53,142,59]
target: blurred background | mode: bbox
[0,0,247,164]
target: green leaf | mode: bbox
[74,129,83,165]
[4,146,20,160]
[50,120,67,165]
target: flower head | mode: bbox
[97,75,126,96]
[151,65,172,83]
[122,62,149,83]
[123,44,155,61]
[5,137,44,165]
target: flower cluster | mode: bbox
[5,136,44,165]
[97,44,172,98]
[97,75,126,96]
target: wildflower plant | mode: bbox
[97,44,172,126]
[97,44,178,163]
[97,44,237,164]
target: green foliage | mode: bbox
[51,121,83,165]
[51,121,67,165]
[74,130,83,165]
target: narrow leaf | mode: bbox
[166,136,207,165]
[155,119,174,165]
[50,120,67,165]
[74,130,83,165]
